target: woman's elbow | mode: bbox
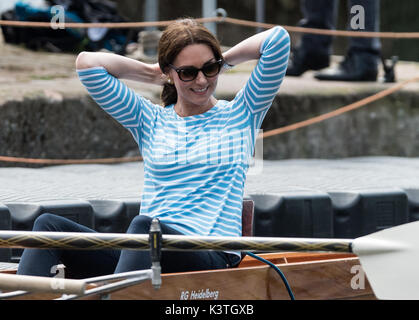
[75,51,95,69]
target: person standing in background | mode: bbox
[286,0,381,82]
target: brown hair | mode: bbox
[158,18,223,107]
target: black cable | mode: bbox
[245,251,295,300]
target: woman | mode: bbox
[17,19,290,278]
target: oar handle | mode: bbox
[0,230,353,252]
[0,273,85,295]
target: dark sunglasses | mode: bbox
[169,59,223,82]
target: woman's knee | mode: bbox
[126,215,153,234]
[32,213,77,232]
[33,213,60,231]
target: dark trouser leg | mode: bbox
[299,0,338,56]
[315,0,381,81]
[299,0,381,55]
[17,213,120,278]
[115,215,240,274]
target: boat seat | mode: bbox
[242,199,254,237]
[240,200,254,263]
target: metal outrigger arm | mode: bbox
[0,219,163,300]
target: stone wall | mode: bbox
[263,90,419,159]
[0,96,138,167]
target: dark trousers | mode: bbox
[299,0,381,56]
[17,213,240,279]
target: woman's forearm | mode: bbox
[222,28,276,66]
[75,52,165,85]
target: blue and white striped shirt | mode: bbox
[77,26,289,241]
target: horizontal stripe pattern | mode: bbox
[77,26,289,243]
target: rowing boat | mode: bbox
[1,217,419,300]
[0,251,375,300]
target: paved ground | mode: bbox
[1,156,419,203]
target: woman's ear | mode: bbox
[162,66,172,83]
[166,69,176,85]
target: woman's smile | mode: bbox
[191,86,209,94]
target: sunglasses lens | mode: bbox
[203,62,221,77]
[179,68,198,81]
[174,60,222,81]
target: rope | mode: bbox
[223,17,419,39]
[1,16,419,38]
[0,16,221,29]
[0,155,142,165]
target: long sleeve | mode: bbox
[231,26,290,154]
[242,26,290,117]
[77,66,158,152]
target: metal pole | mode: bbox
[202,0,217,36]
[256,0,265,33]
[143,0,160,57]
[144,0,159,31]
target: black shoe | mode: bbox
[286,47,330,77]
[314,51,378,81]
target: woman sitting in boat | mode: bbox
[17,19,290,278]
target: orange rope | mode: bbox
[0,155,142,165]
[0,16,419,38]
[0,16,220,29]
[224,17,419,39]
[260,76,419,139]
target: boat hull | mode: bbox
[0,253,376,300]
[103,254,375,300]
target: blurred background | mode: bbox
[1,0,418,61]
